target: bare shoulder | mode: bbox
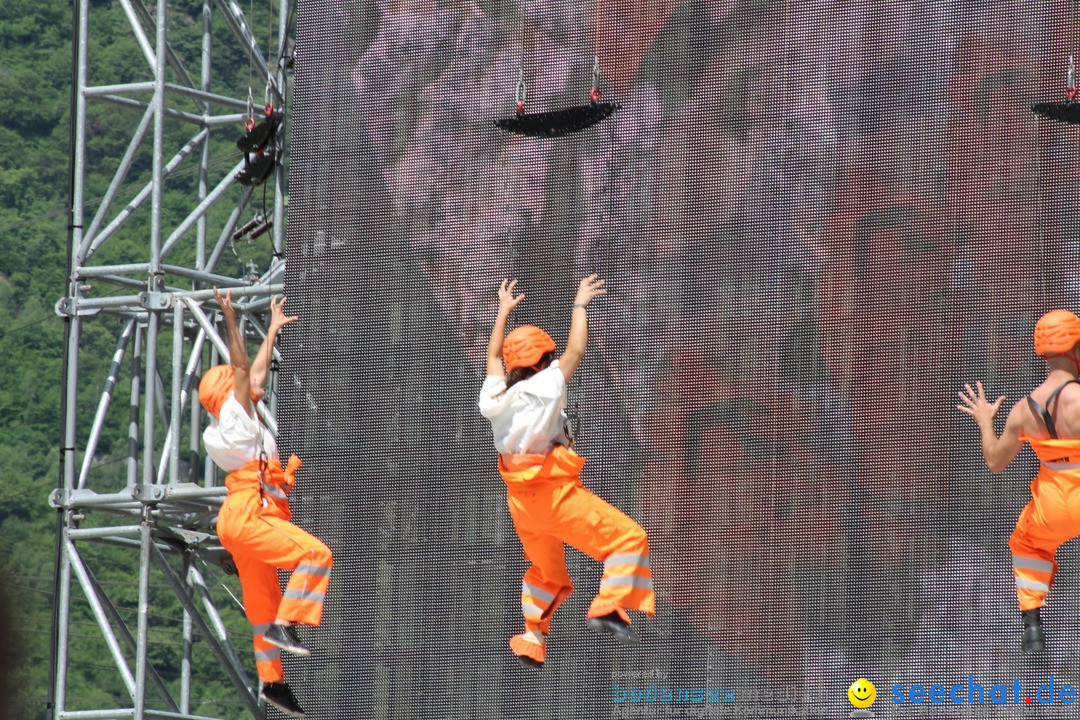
[1044,377,1080,437]
[1005,396,1035,433]
[1054,378,1080,408]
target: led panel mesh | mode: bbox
[279,1,1080,718]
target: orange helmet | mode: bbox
[199,364,234,418]
[1034,309,1080,356]
[503,325,556,371]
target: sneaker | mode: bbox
[509,633,546,669]
[260,681,305,717]
[263,624,311,657]
[587,612,640,645]
[1021,608,1045,653]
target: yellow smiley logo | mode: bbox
[848,679,876,708]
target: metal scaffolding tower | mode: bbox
[52,1,293,718]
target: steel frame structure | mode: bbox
[52,2,293,718]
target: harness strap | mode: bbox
[1027,379,1079,439]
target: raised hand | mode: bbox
[213,287,236,320]
[269,295,298,333]
[957,381,1005,426]
[498,278,526,316]
[573,274,607,307]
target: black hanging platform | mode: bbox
[494,101,621,138]
[1031,101,1080,124]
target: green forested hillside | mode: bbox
[0,2,283,717]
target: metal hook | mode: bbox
[515,68,527,114]
[590,55,602,102]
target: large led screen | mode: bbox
[279,1,1080,718]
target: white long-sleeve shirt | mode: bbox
[203,392,278,472]
[477,361,569,455]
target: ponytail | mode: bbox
[497,351,554,397]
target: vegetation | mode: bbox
[0,2,285,717]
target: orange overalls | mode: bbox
[1009,433,1080,611]
[500,446,655,657]
[216,455,333,683]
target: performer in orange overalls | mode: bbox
[200,288,333,718]
[478,275,656,668]
[958,309,1080,654]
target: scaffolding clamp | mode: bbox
[54,297,101,318]
[138,290,173,311]
[132,484,169,504]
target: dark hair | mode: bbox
[498,351,554,396]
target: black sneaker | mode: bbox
[263,624,311,657]
[587,612,640,645]
[260,681,305,717]
[517,654,544,669]
[1021,608,1045,653]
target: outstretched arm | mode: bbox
[559,274,606,383]
[486,279,525,376]
[250,295,297,397]
[957,381,1024,472]
[214,287,254,418]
